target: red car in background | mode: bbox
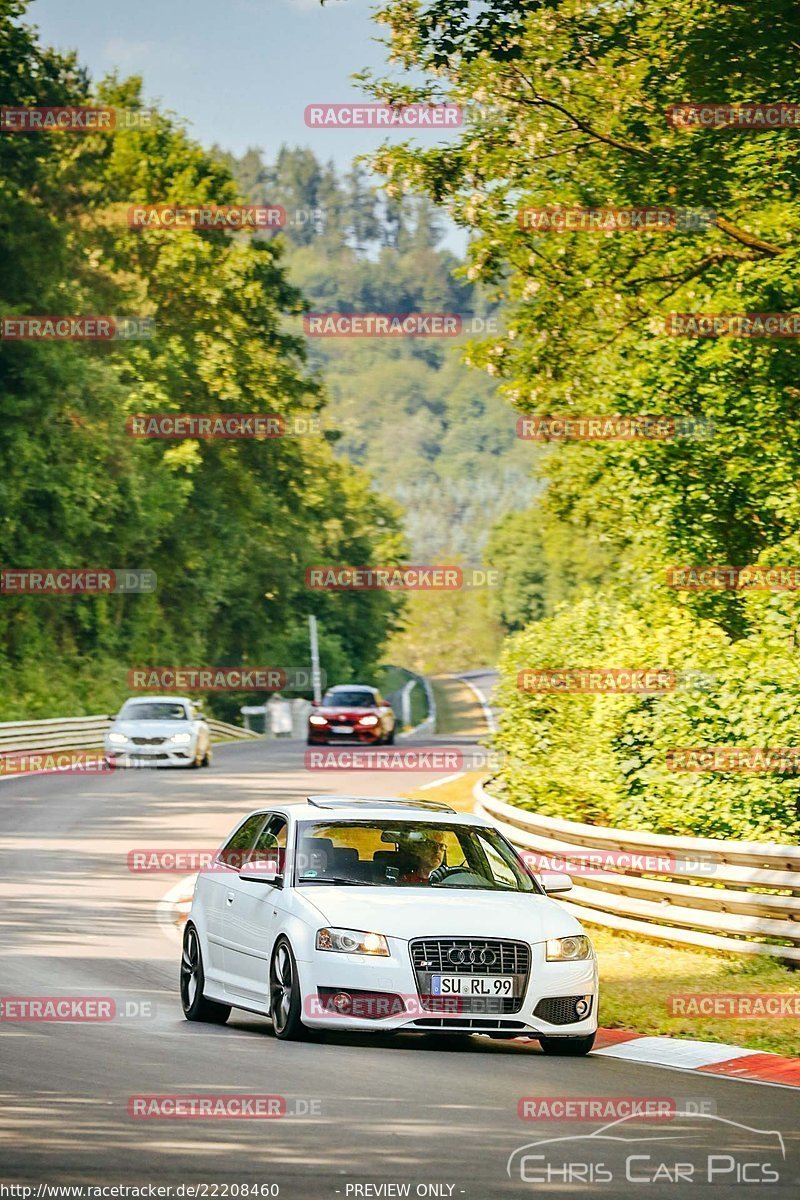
[307,684,396,746]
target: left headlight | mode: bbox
[546,935,592,962]
[169,732,192,744]
[316,927,389,956]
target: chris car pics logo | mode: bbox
[507,1112,785,1185]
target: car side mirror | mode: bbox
[311,699,320,707]
[540,871,573,894]
[239,868,283,887]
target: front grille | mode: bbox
[131,737,165,746]
[533,995,592,1026]
[410,938,531,1015]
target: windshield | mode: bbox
[322,689,376,708]
[295,821,538,892]
[119,702,189,721]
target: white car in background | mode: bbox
[105,696,212,768]
[181,796,598,1055]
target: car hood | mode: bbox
[298,886,579,943]
[109,720,196,737]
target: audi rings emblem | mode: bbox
[447,946,497,967]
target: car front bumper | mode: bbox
[307,727,384,744]
[105,745,196,767]
[295,940,598,1038]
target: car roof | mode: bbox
[121,695,195,705]
[241,797,487,826]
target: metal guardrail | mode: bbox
[474,779,800,963]
[0,713,258,756]
[383,665,436,738]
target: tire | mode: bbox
[539,1032,596,1057]
[269,938,308,1040]
[180,924,231,1024]
[201,744,213,767]
[385,725,395,745]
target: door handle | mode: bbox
[226,892,235,905]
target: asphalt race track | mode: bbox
[1,733,798,1198]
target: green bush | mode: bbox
[493,593,800,842]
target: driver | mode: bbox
[397,831,448,884]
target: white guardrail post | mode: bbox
[474,778,800,963]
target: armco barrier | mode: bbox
[0,713,258,757]
[474,779,800,963]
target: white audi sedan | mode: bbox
[181,797,598,1054]
[105,696,212,768]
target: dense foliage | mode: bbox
[217,143,537,563]
[0,1,405,719]
[362,0,800,839]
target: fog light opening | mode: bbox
[332,992,352,1013]
[575,997,591,1018]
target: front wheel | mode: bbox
[201,744,213,767]
[269,938,308,1040]
[180,924,231,1023]
[384,725,395,745]
[539,1033,595,1057]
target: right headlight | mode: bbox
[316,927,389,956]
[545,935,592,961]
[309,715,328,726]
[108,732,129,745]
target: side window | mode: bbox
[251,816,288,877]
[217,813,268,870]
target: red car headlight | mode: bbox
[358,715,379,726]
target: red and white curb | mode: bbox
[589,1027,800,1088]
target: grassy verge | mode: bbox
[403,772,799,1057]
[590,927,798,1056]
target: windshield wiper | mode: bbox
[297,875,365,886]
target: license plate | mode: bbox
[430,975,514,997]
[331,725,352,733]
